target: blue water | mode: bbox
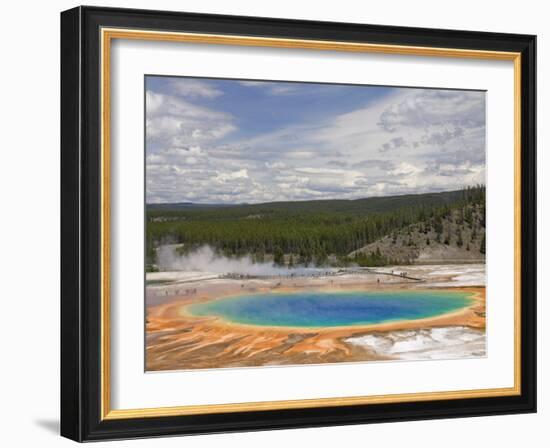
[188,290,473,328]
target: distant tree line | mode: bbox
[146,186,485,267]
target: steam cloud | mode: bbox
[156,245,334,276]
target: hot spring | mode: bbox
[188,290,474,328]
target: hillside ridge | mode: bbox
[350,203,485,266]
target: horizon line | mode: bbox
[145,185,485,207]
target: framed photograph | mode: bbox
[60,6,536,441]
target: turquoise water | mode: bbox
[188,290,473,328]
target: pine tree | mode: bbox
[288,254,295,268]
[273,246,284,266]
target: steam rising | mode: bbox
[156,245,334,276]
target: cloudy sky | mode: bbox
[145,76,485,204]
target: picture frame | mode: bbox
[60,5,536,442]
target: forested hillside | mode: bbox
[351,203,485,266]
[146,186,485,269]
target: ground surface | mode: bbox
[146,264,486,371]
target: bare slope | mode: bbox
[350,204,485,265]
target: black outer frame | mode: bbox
[60,5,536,442]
